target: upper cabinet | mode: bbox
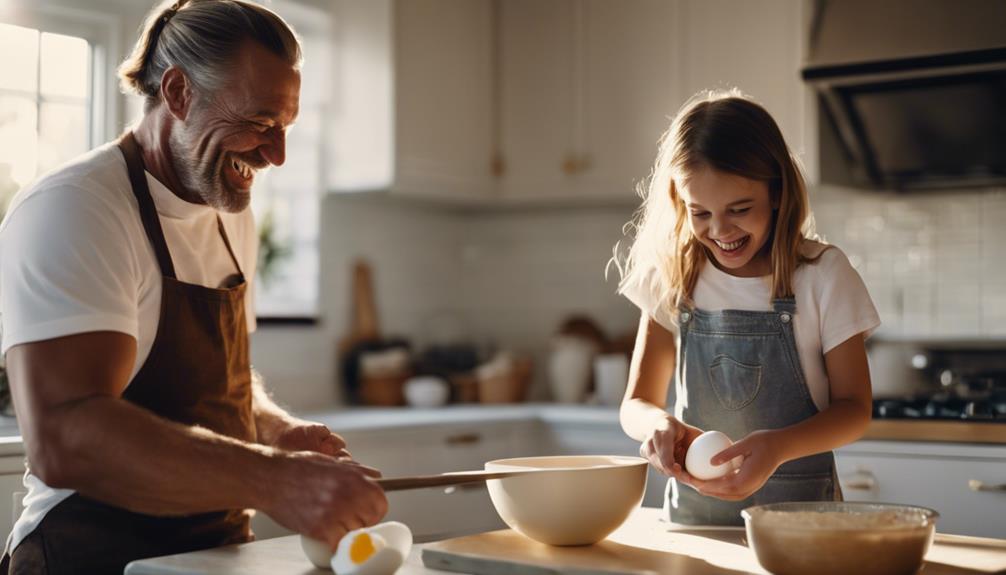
[498,0,676,203]
[394,0,496,200]
[325,0,494,199]
[675,0,808,170]
[326,0,809,204]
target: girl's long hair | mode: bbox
[612,89,820,318]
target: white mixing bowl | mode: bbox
[484,455,647,546]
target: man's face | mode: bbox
[677,165,776,277]
[171,40,300,213]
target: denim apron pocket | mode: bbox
[708,354,763,410]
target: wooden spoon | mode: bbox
[376,469,556,492]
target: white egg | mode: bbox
[684,430,743,480]
[301,534,335,569]
[331,521,413,575]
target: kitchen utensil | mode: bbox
[742,501,938,575]
[376,468,560,492]
[338,260,380,356]
[485,455,647,546]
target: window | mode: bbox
[0,7,115,219]
[249,0,330,321]
[0,22,91,211]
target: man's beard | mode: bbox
[168,126,250,214]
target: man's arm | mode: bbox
[7,331,387,544]
[250,371,351,458]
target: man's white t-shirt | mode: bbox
[0,141,258,552]
[623,240,880,412]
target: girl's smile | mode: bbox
[678,166,775,277]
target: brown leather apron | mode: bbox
[3,132,258,574]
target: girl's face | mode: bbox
[678,166,776,277]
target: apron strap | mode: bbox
[216,216,245,280]
[118,132,178,279]
[772,298,796,314]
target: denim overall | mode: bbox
[666,298,839,526]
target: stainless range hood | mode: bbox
[802,0,1006,190]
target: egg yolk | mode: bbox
[350,532,377,564]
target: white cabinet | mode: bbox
[836,440,1006,539]
[329,1,809,204]
[0,456,25,545]
[675,0,808,163]
[326,0,495,201]
[499,0,676,203]
[393,0,496,200]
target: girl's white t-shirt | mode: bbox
[623,240,880,412]
[0,141,258,553]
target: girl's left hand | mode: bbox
[682,429,786,501]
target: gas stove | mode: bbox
[873,395,1006,422]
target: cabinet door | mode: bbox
[499,0,577,200]
[500,0,678,202]
[835,451,1006,539]
[579,0,677,201]
[395,0,495,199]
[0,471,24,544]
[676,0,806,158]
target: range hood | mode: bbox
[802,0,1006,190]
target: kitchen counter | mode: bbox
[0,405,1001,451]
[125,507,1006,575]
[863,419,1006,444]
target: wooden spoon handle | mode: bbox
[375,469,535,492]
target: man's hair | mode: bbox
[118,0,302,111]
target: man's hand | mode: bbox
[678,429,784,501]
[264,451,388,549]
[272,419,352,460]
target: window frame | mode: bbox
[0,4,120,152]
[249,0,331,325]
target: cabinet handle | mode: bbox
[968,480,1006,492]
[561,155,592,175]
[843,468,877,491]
[444,433,482,446]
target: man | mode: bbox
[0,1,387,572]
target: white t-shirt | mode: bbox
[623,240,880,412]
[0,141,259,552]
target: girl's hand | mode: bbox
[640,416,704,484]
[679,429,785,501]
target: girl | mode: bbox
[616,90,879,526]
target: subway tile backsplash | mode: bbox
[812,185,1005,339]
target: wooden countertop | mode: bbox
[125,507,1006,575]
[864,419,1006,444]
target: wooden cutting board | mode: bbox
[421,507,1006,575]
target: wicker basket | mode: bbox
[359,372,410,406]
[478,357,533,404]
[449,373,480,403]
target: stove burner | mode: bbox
[873,397,1005,422]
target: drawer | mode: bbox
[835,451,1006,538]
